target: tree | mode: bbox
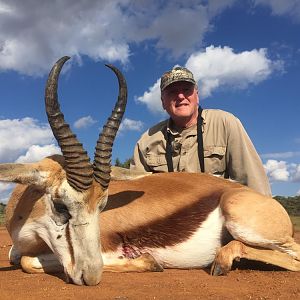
[114,157,132,169]
[274,195,300,216]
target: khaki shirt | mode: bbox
[130,109,271,196]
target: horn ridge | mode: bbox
[45,56,93,191]
[93,64,127,189]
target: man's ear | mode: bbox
[0,163,49,187]
[161,97,166,110]
[195,87,199,104]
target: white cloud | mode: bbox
[15,144,61,163]
[254,0,300,21]
[0,0,237,75]
[136,80,167,115]
[1,1,297,76]
[0,118,60,203]
[261,151,300,159]
[186,46,283,97]
[291,164,300,182]
[0,118,55,162]
[0,2,12,14]
[0,182,14,193]
[264,160,289,181]
[0,182,15,204]
[295,138,300,144]
[119,118,144,132]
[74,116,97,129]
[136,46,282,113]
[264,159,300,183]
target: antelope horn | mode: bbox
[45,56,93,191]
[93,64,127,189]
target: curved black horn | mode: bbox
[45,56,93,191]
[93,64,127,189]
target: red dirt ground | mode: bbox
[1,227,300,300]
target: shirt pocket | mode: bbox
[204,146,226,174]
[145,153,168,172]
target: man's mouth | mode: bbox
[176,103,189,107]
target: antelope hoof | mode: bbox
[141,253,164,272]
[9,245,21,265]
[210,254,236,276]
[210,260,227,276]
[210,261,222,276]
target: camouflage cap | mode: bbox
[160,66,196,91]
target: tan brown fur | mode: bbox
[86,182,108,213]
[220,188,293,240]
[102,253,163,273]
[5,185,50,256]
[4,157,300,280]
[100,172,243,252]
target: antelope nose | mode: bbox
[82,268,103,286]
[82,259,103,286]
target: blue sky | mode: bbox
[0,0,300,201]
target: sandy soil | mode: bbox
[1,227,300,300]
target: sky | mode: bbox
[0,0,300,202]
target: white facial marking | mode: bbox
[37,171,50,184]
[57,179,86,203]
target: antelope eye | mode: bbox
[53,202,68,213]
[53,202,72,219]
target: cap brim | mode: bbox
[161,78,196,91]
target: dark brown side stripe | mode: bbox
[111,194,220,250]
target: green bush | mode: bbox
[274,195,300,216]
[0,203,5,226]
[115,157,132,169]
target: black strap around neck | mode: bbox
[166,107,205,173]
[165,130,174,172]
[197,107,205,173]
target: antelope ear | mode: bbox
[0,163,49,186]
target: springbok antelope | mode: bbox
[2,57,300,286]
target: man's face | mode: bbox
[161,81,199,124]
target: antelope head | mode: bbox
[0,56,127,285]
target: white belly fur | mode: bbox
[148,207,224,268]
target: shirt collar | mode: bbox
[166,118,197,136]
[166,108,206,136]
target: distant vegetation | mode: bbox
[274,195,300,216]
[0,203,5,226]
[115,157,132,169]
[273,196,300,230]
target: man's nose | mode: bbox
[177,91,185,99]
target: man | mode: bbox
[130,66,271,196]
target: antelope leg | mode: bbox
[211,240,300,276]
[103,253,163,273]
[21,254,63,274]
